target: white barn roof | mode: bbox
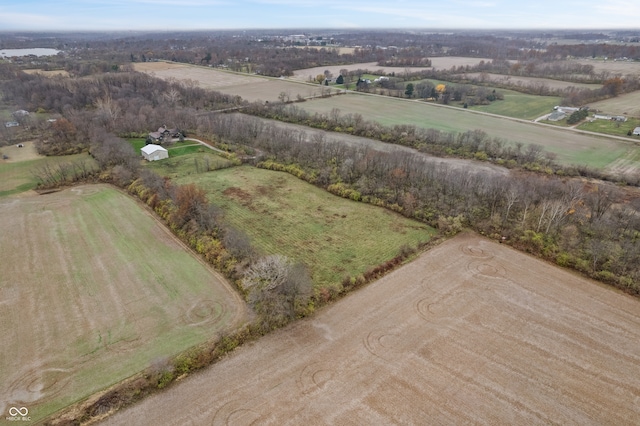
[141,144,168,155]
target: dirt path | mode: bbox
[102,233,640,425]
[183,138,228,155]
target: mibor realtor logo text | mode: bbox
[6,407,31,422]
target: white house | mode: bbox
[141,144,168,161]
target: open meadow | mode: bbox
[0,185,247,422]
[462,89,560,120]
[0,143,95,197]
[103,232,640,425]
[145,151,234,179]
[383,78,561,120]
[176,166,435,288]
[297,93,640,172]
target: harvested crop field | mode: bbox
[103,232,640,425]
[291,57,493,82]
[571,58,640,77]
[587,90,640,117]
[456,73,603,91]
[0,186,247,422]
[133,62,318,102]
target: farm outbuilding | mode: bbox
[141,144,168,161]
[547,111,566,121]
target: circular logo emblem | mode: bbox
[8,407,28,416]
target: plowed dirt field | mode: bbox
[103,233,640,425]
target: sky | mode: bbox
[1,0,639,32]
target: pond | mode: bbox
[0,48,61,57]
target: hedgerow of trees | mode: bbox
[195,111,640,295]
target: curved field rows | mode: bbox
[103,233,640,425]
[0,186,247,422]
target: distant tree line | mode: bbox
[239,101,637,184]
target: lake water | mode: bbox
[0,48,61,57]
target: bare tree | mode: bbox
[243,255,312,330]
[94,95,121,131]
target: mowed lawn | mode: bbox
[404,79,561,120]
[466,90,560,120]
[0,185,246,422]
[298,93,640,171]
[145,151,234,178]
[177,166,435,288]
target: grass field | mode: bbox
[0,185,246,422]
[410,81,561,120]
[176,166,435,288]
[297,93,640,172]
[466,90,560,120]
[578,116,640,137]
[128,138,202,156]
[0,148,95,197]
[105,232,640,425]
[146,151,234,179]
[127,138,236,178]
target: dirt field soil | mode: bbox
[103,233,640,425]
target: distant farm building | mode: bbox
[594,114,627,122]
[141,144,168,161]
[4,121,19,128]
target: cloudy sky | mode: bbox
[1,0,639,31]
